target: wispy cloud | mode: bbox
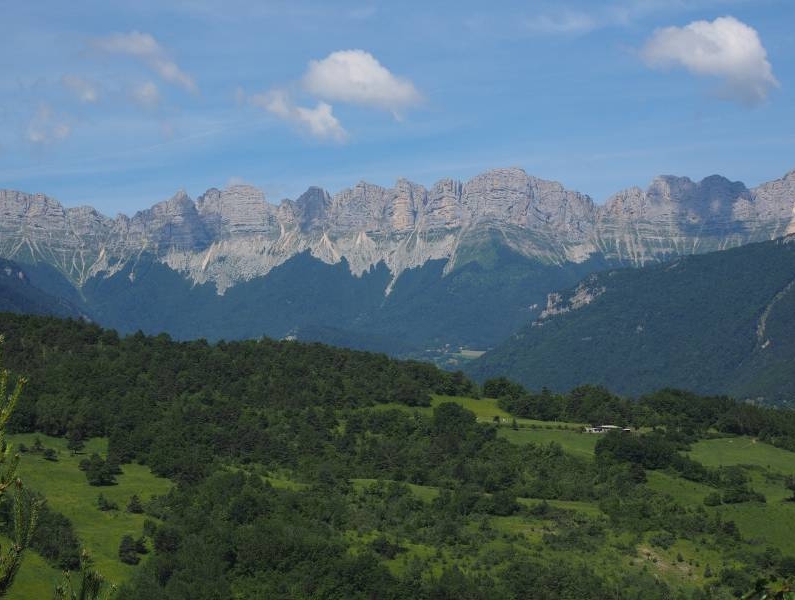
[61,75,99,103]
[642,16,778,106]
[26,104,71,146]
[524,11,599,35]
[93,31,198,94]
[250,89,347,142]
[522,0,754,36]
[131,81,161,109]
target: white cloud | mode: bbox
[61,75,99,103]
[641,16,778,106]
[250,89,347,142]
[26,104,71,145]
[131,81,161,109]
[94,31,198,94]
[302,50,422,116]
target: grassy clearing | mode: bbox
[647,468,795,556]
[432,395,586,427]
[720,499,795,555]
[688,436,795,474]
[8,433,172,592]
[369,396,586,430]
[498,427,598,459]
[515,497,602,517]
[646,471,713,506]
[431,395,512,420]
[351,478,440,502]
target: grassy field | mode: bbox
[431,395,586,429]
[689,436,795,473]
[368,396,596,459]
[648,455,795,555]
[646,471,713,506]
[7,433,173,595]
[497,427,599,459]
[351,478,440,502]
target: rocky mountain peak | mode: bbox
[196,185,275,237]
[1,167,794,292]
[296,186,332,232]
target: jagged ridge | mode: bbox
[1,167,794,294]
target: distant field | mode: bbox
[431,395,511,419]
[515,496,602,516]
[648,459,795,555]
[431,395,586,428]
[498,427,598,459]
[8,433,173,593]
[688,436,795,473]
[351,478,440,502]
[646,471,713,506]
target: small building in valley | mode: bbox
[585,425,632,434]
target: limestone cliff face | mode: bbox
[594,171,795,263]
[1,167,793,293]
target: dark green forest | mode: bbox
[1,313,794,598]
[9,237,616,354]
[470,237,795,404]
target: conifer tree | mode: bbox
[0,335,37,596]
[53,550,115,600]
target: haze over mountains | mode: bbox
[1,167,794,354]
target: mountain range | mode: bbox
[1,167,794,355]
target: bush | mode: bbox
[369,536,405,559]
[649,531,675,550]
[97,494,118,511]
[83,453,117,486]
[703,492,722,506]
[126,494,144,514]
[119,535,140,565]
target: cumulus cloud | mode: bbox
[641,16,778,106]
[94,31,198,94]
[26,104,71,146]
[250,89,347,142]
[302,50,422,116]
[61,75,99,103]
[131,81,161,109]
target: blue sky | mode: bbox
[1,0,793,215]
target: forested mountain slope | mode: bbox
[469,236,795,404]
[0,258,84,319]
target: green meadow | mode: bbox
[646,437,795,556]
[7,433,173,595]
[497,427,599,458]
[688,436,795,473]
